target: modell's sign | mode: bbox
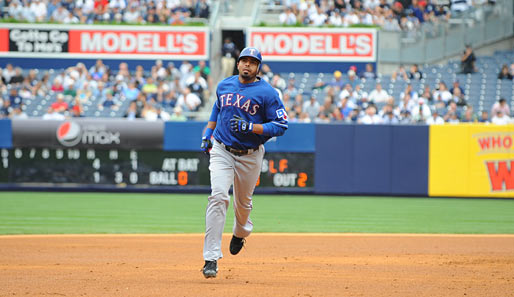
[0,24,209,60]
[246,27,376,62]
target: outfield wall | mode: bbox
[0,119,512,198]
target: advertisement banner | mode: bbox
[429,124,514,198]
[246,27,377,62]
[12,118,163,149]
[0,24,209,60]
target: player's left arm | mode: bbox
[230,90,288,136]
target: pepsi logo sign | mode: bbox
[56,121,82,147]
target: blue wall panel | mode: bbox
[391,125,429,195]
[164,122,315,152]
[164,122,205,151]
[315,124,354,194]
[264,123,315,153]
[0,119,12,148]
[353,125,392,194]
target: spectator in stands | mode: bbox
[280,6,297,25]
[338,83,353,102]
[9,67,24,85]
[478,110,489,123]
[0,97,11,118]
[8,88,23,109]
[8,1,24,21]
[169,105,187,121]
[408,0,425,23]
[283,78,298,99]
[318,96,339,122]
[392,65,409,81]
[70,98,84,117]
[368,82,389,103]
[360,63,377,80]
[10,106,28,119]
[165,62,181,82]
[124,101,140,120]
[498,64,513,80]
[221,38,238,78]
[194,0,210,18]
[51,93,69,113]
[460,44,476,74]
[123,4,140,23]
[419,85,433,102]
[326,70,344,91]
[176,86,201,112]
[491,110,511,125]
[186,71,208,104]
[51,4,69,22]
[345,108,361,123]
[444,101,460,121]
[121,82,140,102]
[381,104,400,124]
[42,106,65,120]
[450,0,471,13]
[432,81,453,104]
[193,60,211,82]
[359,105,382,124]
[2,64,16,84]
[451,87,466,106]
[490,98,510,117]
[408,64,423,80]
[142,77,158,99]
[411,98,431,123]
[426,110,445,125]
[461,106,478,122]
[398,109,411,124]
[98,92,120,111]
[302,95,321,121]
[51,78,64,93]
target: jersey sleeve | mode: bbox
[261,88,288,137]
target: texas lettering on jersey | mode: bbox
[219,93,260,115]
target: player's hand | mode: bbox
[230,115,253,134]
[200,137,212,155]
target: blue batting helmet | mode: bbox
[237,47,262,66]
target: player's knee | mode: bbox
[208,191,229,206]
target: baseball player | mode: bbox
[200,47,288,278]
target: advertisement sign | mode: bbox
[246,27,377,62]
[0,24,209,60]
[429,124,514,198]
[12,118,163,149]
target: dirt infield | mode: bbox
[1,234,514,297]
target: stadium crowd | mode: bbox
[0,59,212,121]
[2,0,210,24]
[1,55,513,125]
[271,0,496,33]
[260,61,513,125]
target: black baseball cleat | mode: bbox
[202,260,218,278]
[229,235,245,255]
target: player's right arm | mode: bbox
[200,102,220,155]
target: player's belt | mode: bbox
[216,140,258,156]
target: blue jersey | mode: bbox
[212,76,288,150]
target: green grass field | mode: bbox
[0,192,513,235]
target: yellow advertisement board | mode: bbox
[429,124,514,198]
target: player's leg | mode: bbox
[203,141,235,261]
[232,145,265,239]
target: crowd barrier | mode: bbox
[0,119,512,198]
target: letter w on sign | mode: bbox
[486,160,514,191]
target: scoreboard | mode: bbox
[0,119,315,191]
[0,148,314,190]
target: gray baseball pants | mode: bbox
[203,140,265,261]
